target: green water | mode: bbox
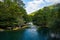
[0,28,49,40]
[0,30,24,40]
[0,23,59,40]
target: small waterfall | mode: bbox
[28,22,37,29]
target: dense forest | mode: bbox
[0,0,29,29]
[29,3,60,32]
[0,0,60,32]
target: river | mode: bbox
[0,22,60,40]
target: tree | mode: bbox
[0,0,28,29]
[32,3,60,31]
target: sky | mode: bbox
[22,0,60,14]
[0,0,60,14]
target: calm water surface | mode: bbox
[0,28,49,40]
[0,22,60,40]
[0,24,50,40]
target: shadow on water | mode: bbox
[0,30,25,40]
[0,28,49,40]
[0,25,60,40]
[37,28,49,40]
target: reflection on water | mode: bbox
[0,28,49,40]
[22,29,40,40]
[0,22,60,40]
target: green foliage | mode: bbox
[32,3,60,31]
[28,13,35,22]
[0,0,28,28]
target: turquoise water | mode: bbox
[0,22,60,40]
[0,23,50,40]
[0,28,49,40]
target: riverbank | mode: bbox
[0,25,29,32]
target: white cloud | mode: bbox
[0,0,60,14]
[25,0,60,14]
[25,0,45,14]
[0,0,2,1]
[45,0,60,3]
